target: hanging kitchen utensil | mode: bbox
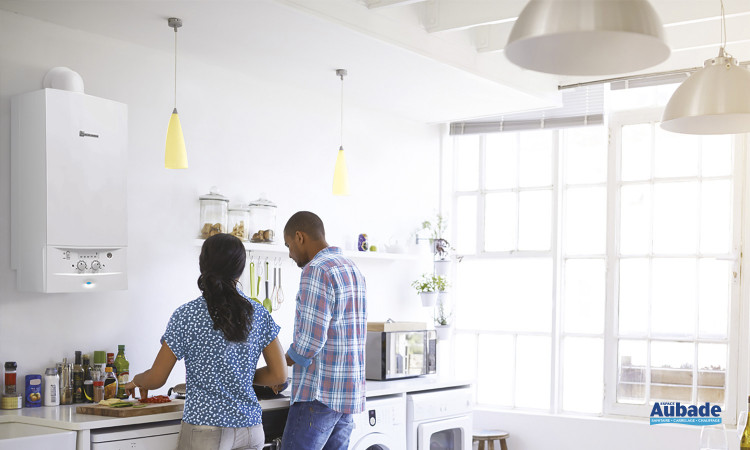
[271,262,279,311]
[263,260,272,313]
[248,260,260,304]
[277,260,285,306]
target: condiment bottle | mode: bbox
[106,352,116,374]
[93,350,106,375]
[43,367,59,406]
[60,358,73,405]
[114,345,130,399]
[103,367,118,400]
[73,351,84,403]
[3,362,17,395]
[93,379,104,403]
[82,354,93,403]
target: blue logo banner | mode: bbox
[649,402,722,426]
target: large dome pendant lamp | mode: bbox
[661,0,750,135]
[165,17,188,169]
[505,0,669,76]
[332,69,350,196]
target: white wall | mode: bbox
[0,10,439,393]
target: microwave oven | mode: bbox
[365,330,437,380]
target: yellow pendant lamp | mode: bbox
[332,69,350,196]
[165,17,188,169]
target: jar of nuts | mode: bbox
[248,196,277,243]
[228,205,251,242]
[199,187,229,239]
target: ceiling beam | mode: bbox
[366,0,428,9]
[423,0,525,33]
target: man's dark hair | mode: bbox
[284,211,326,241]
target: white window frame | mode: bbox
[603,109,745,422]
[448,111,748,423]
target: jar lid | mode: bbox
[249,195,276,208]
[4,362,16,370]
[199,186,229,202]
[228,204,250,212]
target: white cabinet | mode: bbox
[11,88,128,293]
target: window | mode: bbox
[450,110,742,420]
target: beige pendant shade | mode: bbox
[165,17,188,169]
[505,0,669,76]
[662,51,750,135]
[332,69,350,196]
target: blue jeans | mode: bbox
[280,400,355,450]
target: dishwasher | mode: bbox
[90,420,182,449]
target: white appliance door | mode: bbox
[350,432,398,450]
[90,433,179,449]
[416,415,472,450]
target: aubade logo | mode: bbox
[650,402,722,425]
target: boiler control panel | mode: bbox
[45,246,127,292]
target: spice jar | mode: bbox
[4,362,16,395]
[248,196,277,243]
[228,205,251,242]
[199,186,229,239]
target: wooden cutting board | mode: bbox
[76,399,184,417]
[367,321,426,332]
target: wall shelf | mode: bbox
[194,239,418,262]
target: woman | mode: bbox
[123,233,287,450]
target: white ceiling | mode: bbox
[2,0,748,124]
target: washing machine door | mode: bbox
[350,432,398,450]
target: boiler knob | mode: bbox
[91,260,101,271]
[76,261,87,271]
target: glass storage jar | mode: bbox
[248,196,277,243]
[228,205,251,242]
[199,187,229,239]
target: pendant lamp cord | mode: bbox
[174,28,178,109]
[339,72,344,149]
[719,0,729,57]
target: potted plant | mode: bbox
[411,274,448,307]
[434,298,453,340]
[418,214,460,276]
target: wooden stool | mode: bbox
[473,429,509,450]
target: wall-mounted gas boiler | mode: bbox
[11,88,128,293]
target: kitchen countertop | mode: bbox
[0,376,472,432]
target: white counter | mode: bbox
[0,377,472,449]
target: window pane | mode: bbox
[654,127,700,178]
[698,343,726,406]
[652,258,696,337]
[455,195,477,254]
[651,341,693,403]
[563,126,607,185]
[617,340,647,404]
[702,135,733,177]
[518,190,552,251]
[455,135,479,191]
[619,259,649,335]
[486,133,517,190]
[455,259,552,333]
[562,337,603,413]
[477,334,514,406]
[701,180,732,254]
[515,335,551,409]
[620,184,652,255]
[698,260,730,339]
[454,333,477,383]
[653,181,699,254]
[621,124,651,181]
[519,130,553,187]
[563,259,605,334]
[564,187,606,255]
[485,193,516,252]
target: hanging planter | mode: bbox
[435,324,453,340]
[412,274,449,308]
[434,259,451,277]
[420,291,438,307]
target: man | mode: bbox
[280,211,367,450]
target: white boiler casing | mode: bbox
[11,88,128,293]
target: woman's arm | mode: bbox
[123,340,177,399]
[254,338,288,386]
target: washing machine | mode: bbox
[348,394,407,450]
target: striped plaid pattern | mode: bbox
[289,247,367,414]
